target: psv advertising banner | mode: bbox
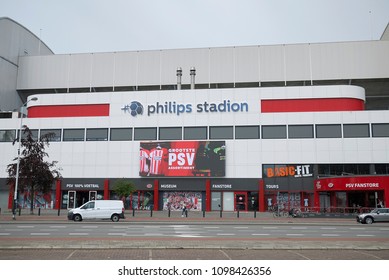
[139,141,225,177]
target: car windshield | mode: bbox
[371,209,380,213]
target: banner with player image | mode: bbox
[139,141,225,177]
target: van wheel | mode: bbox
[111,214,120,222]
[73,214,82,222]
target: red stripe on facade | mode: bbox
[28,104,110,118]
[261,98,364,113]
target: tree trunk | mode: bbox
[30,187,34,215]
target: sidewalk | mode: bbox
[0,208,358,224]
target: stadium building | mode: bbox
[1,17,389,213]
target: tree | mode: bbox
[7,126,62,214]
[113,179,136,208]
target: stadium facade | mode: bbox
[1,17,389,212]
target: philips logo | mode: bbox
[122,101,144,117]
[121,99,248,117]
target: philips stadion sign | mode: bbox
[121,99,249,117]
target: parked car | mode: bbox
[67,200,125,222]
[356,208,389,224]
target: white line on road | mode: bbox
[17,226,35,228]
[49,226,67,228]
[69,233,89,236]
[108,233,126,236]
[321,227,336,230]
[204,227,220,229]
[291,227,308,230]
[0,233,10,236]
[286,234,305,236]
[357,234,375,237]
[30,233,50,236]
[379,228,389,231]
[321,234,340,237]
[252,233,270,236]
[217,233,235,236]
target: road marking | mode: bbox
[0,233,10,236]
[50,226,66,228]
[204,226,219,229]
[321,234,340,237]
[144,233,164,236]
[252,233,270,236]
[30,233,50,236]
[321,227,336,230]
[379,228,389,231]
[234,226,249,229]
[17,226,34,228]
[69,233,89,236]
[82,226,98,229]
[357,234,375,237]
[291,227,308,230]
[108,233,126,236]
[176,235,205,238]
[286,234,304,236]
[349,227,365,230]
[217,233,235,236]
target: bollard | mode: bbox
[168,209,171,217]
[254,210,257,218]
[58,208,61,216]
[220,210,222,218]
[38,208,41,216]
[150,209,153,217]
[203,210,205,218]
[18,208,21,216]
[237,209,240,218]
[132,208,135,217]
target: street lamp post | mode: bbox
[12,97,38,220]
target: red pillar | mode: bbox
[205,179,211,212]
[153,179,159,211]
[8,182,15,209]
[259,179,265,212]
[104,179,110,200]
[384,187,389,208]
[55,180,61,209]
[314,191,320,212]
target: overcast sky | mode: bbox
[1,0,389,54]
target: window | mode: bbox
[0,130,16,142]
[372,124,389,137]
[159,127,182,140]
[184,127,207,140]
[288,125,313,139]
[110,128,132,141]
[262,125,286,139]
[316,124,341,138]
[134,127,157,140]
[375,164,389,174]
[63,129,85,141]
[86,128,108,141]
[16,129,39,141]
[210,126,233,139]
[343,124,370,138]
[40,129,61,142]
[235,126,260,139]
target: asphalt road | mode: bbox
[1,221,389,240]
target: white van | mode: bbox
[67,200,125,222]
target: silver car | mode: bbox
[356,208,389,224]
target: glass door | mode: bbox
[89,191,97,201]
[67,191,76,209]
[235,192,247,211]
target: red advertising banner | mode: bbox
[139,141,225,177]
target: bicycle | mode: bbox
[272,209,288,217]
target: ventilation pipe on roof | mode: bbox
[176,67,182,90]
[190,67,196,90]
